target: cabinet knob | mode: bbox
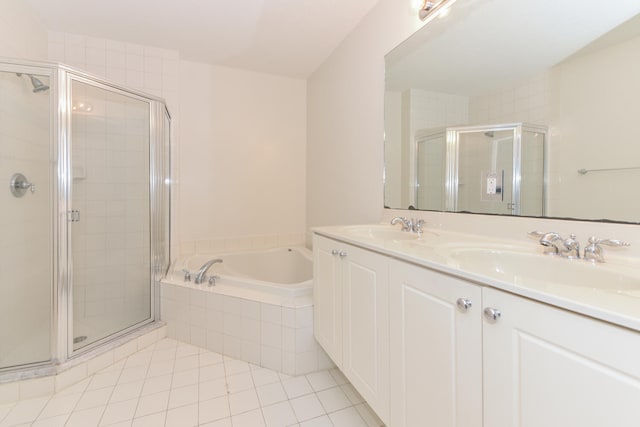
[339,251,348,258]
[331,250,339,255]
[484,307,502,322]
[456,298,472,312]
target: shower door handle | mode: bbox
[68,210,81,222]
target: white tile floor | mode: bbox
[0,339,385,427]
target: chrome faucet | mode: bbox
[391,216,411,231]
[529,231,580,258]
[583,236,630,263]
[530,232,629,262]
[194,258,223,284]
[390,217,425,234]
[530,231,562,255]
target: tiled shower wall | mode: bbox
[70,83,152,335]
[0,71,52,368]
[47,31,182,259]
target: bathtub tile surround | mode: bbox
[160,282,333,377]
[0,325,166,406]
[180,232,308,256]
[0,338,383,427]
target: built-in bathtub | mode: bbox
[169,247,312,300]
[160,247,332,376]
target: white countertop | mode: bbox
[313,224,640,332]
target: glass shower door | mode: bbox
[455,129,515,214]
[416,131,446,210]
[0,68,52,369]
[70,78,152,351]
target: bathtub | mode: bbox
[164,246,313,303]
[160,246,332,375]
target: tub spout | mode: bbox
[194,258,223,284]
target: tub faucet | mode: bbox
[194,258,223,284]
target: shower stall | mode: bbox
[0,59,170,376]
[414,123,547,216]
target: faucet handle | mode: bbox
[562,234,580,259]
[413,219,425,234]
[587,236,630,247]
[584,236,630,263]
[208,275,219,286]
[182,269,192,282]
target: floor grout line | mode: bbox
[5,338,384,427]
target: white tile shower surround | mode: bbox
[0,338,384,427]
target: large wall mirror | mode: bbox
[384,0,640,223]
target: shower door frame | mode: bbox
[57,66,168,362]
[445,122,547,215]
[0,57,169,374]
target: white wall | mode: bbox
[178,62,307,254]
[0,0,47,60]
[306,0,423,234]
[546,34,640,221]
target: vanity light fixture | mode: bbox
[418,0,455,21]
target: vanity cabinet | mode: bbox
[314,232,640,427]
[483,287,640,427]
[313,235,344,365]
[313,235,390,423]
[389,260,482,427]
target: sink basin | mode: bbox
[342,225,420,241]
[448,249,640,292]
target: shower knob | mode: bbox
[10,173,35,197]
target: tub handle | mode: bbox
[339,251,347,258]
[331,250,339,256]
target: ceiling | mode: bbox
[24,0,382,78]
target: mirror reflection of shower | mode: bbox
[16,72,50,93]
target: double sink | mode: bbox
[339,224,640,295]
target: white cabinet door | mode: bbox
[483,287,640,427]
[389,260,482,427]
[313,235,343,366]
[342,244,389,424]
